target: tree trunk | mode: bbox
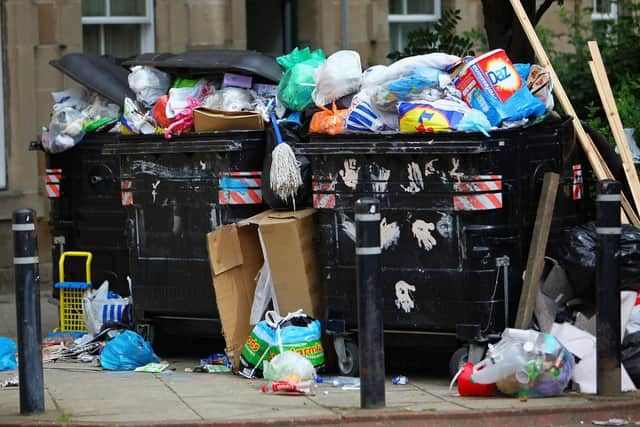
[482,0,536,63]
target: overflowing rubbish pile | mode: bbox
[40,46,555,157]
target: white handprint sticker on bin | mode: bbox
[395,280,416,313]
[339,159,360,190]
[412,219,437,251]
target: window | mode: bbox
[81,0,155,57]
[388,0,441,52]
[592,0,618,21]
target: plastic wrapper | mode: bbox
[471,328,574,398]
[398,98,491,135]
[276,47,326,111]
[557,223,640,301]
[128,66,171,107]
[262,351,316,382]
[312,50,362,107]
[239,310,324,378]
[0,337,17,371]
[202,87,252,112]
[152,95,172,128]
[309,102,348,135]
[120,97,159,135]
[371,67,449,111]
[361,53,460,90]
[100,330,160,371]
[51,87,88,112]
[453,49,546,126]
[166,79,212,118]
[346,90,398,132]
[42,107,86,153]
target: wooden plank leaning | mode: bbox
[508,0,638,225]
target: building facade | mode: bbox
[0,0,609,287]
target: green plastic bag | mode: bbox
[276,47,326,111]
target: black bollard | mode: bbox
[13,209,45,413]
[355,197,385,409]
[595,180,621,395]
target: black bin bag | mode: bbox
[261,121,312,210]
[557,222,640,302]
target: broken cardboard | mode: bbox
[207,223,263,371]
[207,208,321,371]
[193,107,264,132]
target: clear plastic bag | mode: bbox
[262,351,316,381]
[312,50,362,106]
[202,87,252,112]
[42,107,86,153]
[128,66,171,107]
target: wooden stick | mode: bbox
[508,0,638,224]
[508,0,608,182]
[587,41,640,214]
[515,172,559,330]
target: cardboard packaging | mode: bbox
[193,107,264,132]
[207,208,321,371]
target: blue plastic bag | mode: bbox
[100,330,160,371]
[0,337,17,371]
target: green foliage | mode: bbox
[550,1,640,138]
[387,9,476,61]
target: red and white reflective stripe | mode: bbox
[454,175,502,193]
[45,169,62,198]
[312,177,337,209]
[453,193,503,211]
[218,189,262,205]
[46,183,60,198]
[121,180,133,206]
[313,194,336,209]
[572,164,583,200]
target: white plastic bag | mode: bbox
[249,230,280,324]
[51,87,89,112]
[83,280,131,335]
[312,50,362,106]
[128,66,171,107]
[361,53,460,90]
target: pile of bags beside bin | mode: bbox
[41,45,556,155]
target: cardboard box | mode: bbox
[206,208,321,371]
[193,107,264,132]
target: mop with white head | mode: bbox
[269,112,302,206]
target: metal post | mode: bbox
[355,197,385,409]
[596,180,621,395]
[13,209,45,414]
[341,0,349,50]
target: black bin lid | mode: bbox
[124,49,283,83]
[49,53,135,106]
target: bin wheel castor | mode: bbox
[448,346,469,378]
[337,340,359,377]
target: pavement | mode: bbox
[0,291,640,426]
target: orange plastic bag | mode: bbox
[309,102,348,135]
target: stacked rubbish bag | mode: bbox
[274,47,553,138]
[40,53,280,154]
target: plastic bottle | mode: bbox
[319,376,361,388]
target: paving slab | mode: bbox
[0,358,638,426]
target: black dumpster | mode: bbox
[297,116,592,374]
[103,131,266,337]
[38,54,135,298]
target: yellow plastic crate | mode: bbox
[53,251,92,333]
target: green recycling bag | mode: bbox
[238,310,324,378]
[276,47,326,111]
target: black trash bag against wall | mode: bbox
[262,121,312,210]
[557,222,640,302]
